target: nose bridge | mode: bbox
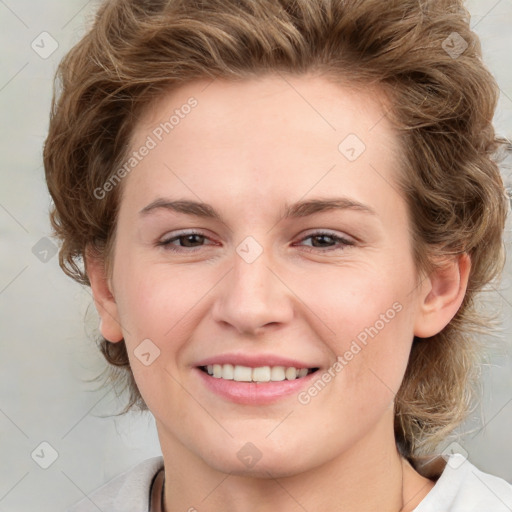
[212,238,293,333]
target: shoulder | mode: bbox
[66,456,164,512]
[415,454,512,512]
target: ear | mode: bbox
[85,246,124,343]
[414,253,471,338]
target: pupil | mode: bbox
[183,234,203,247]
[313,235,332,247]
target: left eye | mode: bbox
[297,232,354,252]
[157,231,353,253]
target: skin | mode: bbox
[87,74,470,512]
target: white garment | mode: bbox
[414,454,512,511]
[66,454,512,512]
[67,457,163,512]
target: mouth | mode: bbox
[198,364,319,383]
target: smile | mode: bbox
[200,364,318,382]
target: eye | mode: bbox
[295,231,355,252]
[157,230,215,253]
[157,230,354,254]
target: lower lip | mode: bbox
[195,368,319,405]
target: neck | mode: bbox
[157,410,433,512]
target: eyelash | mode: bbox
[157,230,355,253]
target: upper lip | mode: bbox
[194,353,320,369]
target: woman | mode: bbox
[44,0,512,510]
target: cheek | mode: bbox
[304,265,416,401]
[305,264,413,344]
[111,258,204,412]
[113,254,214,342]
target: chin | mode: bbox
[195,438,319,479]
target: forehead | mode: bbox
[136,74,395,149]
[122,74,402,219]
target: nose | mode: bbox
[211,245,294,336]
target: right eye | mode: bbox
[157,230,217,253]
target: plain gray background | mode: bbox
[0,1,511,511]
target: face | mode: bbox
[95,74,434,477]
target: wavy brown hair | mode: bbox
[43,0,509,471]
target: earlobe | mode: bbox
[85,246,124,343]
[414,253,471,338]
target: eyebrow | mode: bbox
[139,196,377,221]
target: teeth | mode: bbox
[204,364,312,382]
[233,365,252,382]
[222,363,234,380]
[285,367,297,380]
[270,366,286,381]
[252,366,271,382]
